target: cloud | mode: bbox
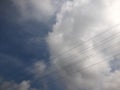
[0,80,37,90]
[47,0,120,90]
[11,0,56,21]
[29,61,47,78]
[103,71,120,90]
[27,61,50,89]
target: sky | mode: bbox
[0,0,120,90]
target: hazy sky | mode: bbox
[0,0,120,90]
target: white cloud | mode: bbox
[47,0,120,90]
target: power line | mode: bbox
[39,49,120,88]
[57,31,120,68]
[34,26,120,81]
[12,24,120,82]
[50,24,120,60]
[39,38,120,80]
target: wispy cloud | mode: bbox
[11,0,57,22]
[30,61,47,78]
[0,80,37,90]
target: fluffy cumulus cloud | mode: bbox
[0,80,36,90]
[47,0,120,90]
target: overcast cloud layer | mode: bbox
[47,0,120,90]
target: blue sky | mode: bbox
[1,0,120,90]
[0,0,57,89]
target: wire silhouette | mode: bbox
[11,24,120,83]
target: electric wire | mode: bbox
[33,25,120,81]
[11,24,120,82]
[50,24,120,60]
[37,34,120,80]
[56,31,120,68]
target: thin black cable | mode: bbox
[11,24,120,81]
[18,34,120,82]
[42,49,120,86]
[35,32,120,81]
[50,24,120,60]
[56,31,120,67]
